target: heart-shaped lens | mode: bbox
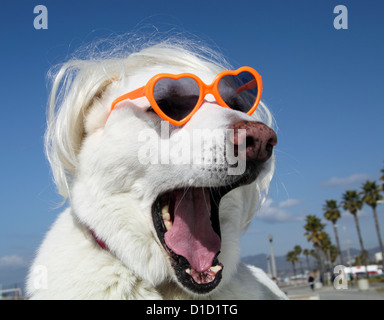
[153,77,200,121]
[218,71,258,113]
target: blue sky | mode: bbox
[1,0,383,287]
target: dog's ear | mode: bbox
[45,60,115,199]
[83,83,114,135]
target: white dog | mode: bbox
[27,39,288,300]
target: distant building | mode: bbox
[343,265,383,276]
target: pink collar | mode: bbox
[90,229,109,251]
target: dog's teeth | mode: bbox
[185,268,191,275]
[164,220,173,231]
[161,205,169,214]
[162,212,171,221]
[209,265,222,273]
[161,205,172,230]
[161,205,170,220]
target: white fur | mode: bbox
[27,40,287,300]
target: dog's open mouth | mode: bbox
[152,187,223,293]
[152,179,250,294]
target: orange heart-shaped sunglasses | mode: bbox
[109,66,262,126]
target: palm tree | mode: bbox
[323,199,344,265]
[309,249,318,269]
[329,244,340,264]
[380,168,384,191]
[286,250,298,277]
[341,190,369,278]
[303,248,311,271]
[294,245,304,275]
[355,250,369,266]
[304,215,326,283]
[319,230,333,269]
[360,180,384,267]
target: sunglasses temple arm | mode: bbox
[236,79,257,94]
[110,86,146,112]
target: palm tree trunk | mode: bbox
[291,262,296,277]
[315,245,325,284]
[353,213,369,279]
[333,222,344,265]
[305,255,311,271]
[372,206,384,268]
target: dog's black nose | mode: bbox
[229,121,277,163]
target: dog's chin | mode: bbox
[151,169,259,295]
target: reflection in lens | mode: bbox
[218,72,258,113]
[154,77,200,121]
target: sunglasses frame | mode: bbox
[109,66,262,126]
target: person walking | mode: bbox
[308,273,315,291]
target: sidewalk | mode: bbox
[282,282,384,300]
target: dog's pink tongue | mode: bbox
[164,188,221,273]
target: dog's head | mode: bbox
[46,42,276,297]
